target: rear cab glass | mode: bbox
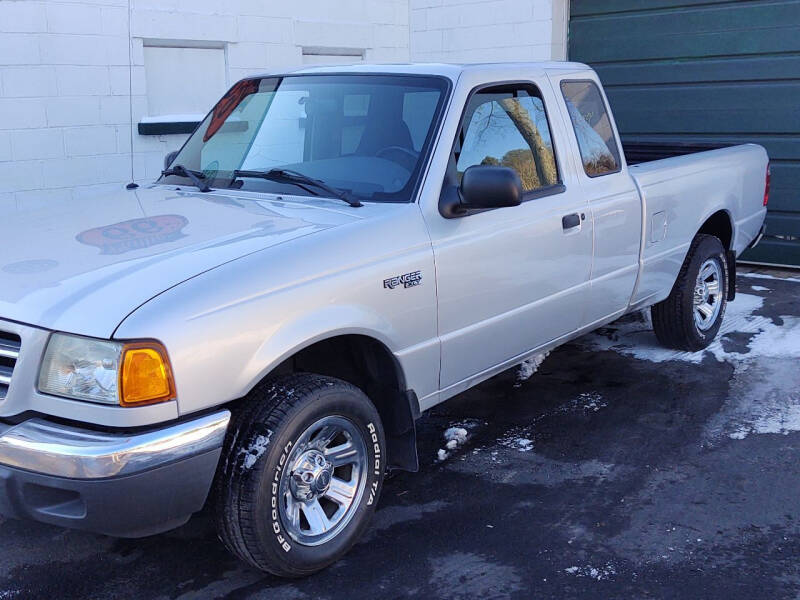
[560,80,621,177]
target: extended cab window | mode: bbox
[560,80,621,177]
[456,85,559,192]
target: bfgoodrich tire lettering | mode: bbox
[214,373,385,577]
[651,234,729,351]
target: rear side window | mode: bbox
[455,85,559,192]
[560,80,621,177]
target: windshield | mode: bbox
[160,74,449,203]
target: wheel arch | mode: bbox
[244,330,420,472]
[696,209,736,299]
[697,209,734,250]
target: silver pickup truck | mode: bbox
[0,62,768,576]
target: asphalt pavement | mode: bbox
[1,268,798,599]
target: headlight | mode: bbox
[38,333,175,406]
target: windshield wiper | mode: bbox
[233,168,362,207]
[162,164,211,192]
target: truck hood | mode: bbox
[0,185,363,337]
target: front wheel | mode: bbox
[214,374,386,577]
[651,234,729,351]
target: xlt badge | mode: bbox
[383,271,422,289]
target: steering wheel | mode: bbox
[375,146,419,171]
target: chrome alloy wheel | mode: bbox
[278,415,367,546]
[693,258,723,331]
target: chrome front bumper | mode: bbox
[0,411,231,537]
[0,410,230,479]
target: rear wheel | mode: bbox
[651,234,729,351]
[214,373,385,577]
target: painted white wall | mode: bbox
[410,0,568,63]
[0,0,566,208]
[143,45,227,116]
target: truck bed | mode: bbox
[622,140,732,166]
[626,143,769,309]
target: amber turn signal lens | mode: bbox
[119,342,175,406]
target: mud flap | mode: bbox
[383,390,419,472]
[364,385,420,473]
[726,250,737,301]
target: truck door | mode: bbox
[549,75,642,326]
[422,80,593,392]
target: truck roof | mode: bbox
[252,61,593,81]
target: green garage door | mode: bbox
[569,0,800,265]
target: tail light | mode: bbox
[764,163,770,206]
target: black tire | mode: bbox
[651,234,729,351]
[214,373,386,577]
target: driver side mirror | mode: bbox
[439,165,523,218]
[164,150,179,170]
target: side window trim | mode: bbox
[559,78,623,179]
[447,80,566,205]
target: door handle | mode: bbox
[562,213,581,230]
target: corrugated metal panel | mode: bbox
[569,0,800,265]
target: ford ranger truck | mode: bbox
[0,63,768,576]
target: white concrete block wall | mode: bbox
[0,0,132,208]
[0,0,411,205]
[410,0,567,62]
[0,0,566,206]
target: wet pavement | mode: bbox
[1,268,799,599]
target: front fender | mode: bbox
[240,305,399,397]
[115,211,439,417]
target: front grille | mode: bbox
[0,331,21,400]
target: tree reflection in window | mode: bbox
[457,88,558,191]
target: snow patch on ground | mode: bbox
[436,426,470,461]
[240,431,273,470]
[729,403,800,438]
[497,430,534,452]
[445,427,468,445]
[750,285,769,292]
[741,272,800,284]
[705,359,800,442]
[447,440,624,484]
[515,352,549,387]
[509,437,534,452]
[490,392,606,455]
[564,563,616,580]
[746,315,800,359]
[580,281,800,443]
[578,392,606,412]
[582,293,800,364]
[556,391,607,414]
